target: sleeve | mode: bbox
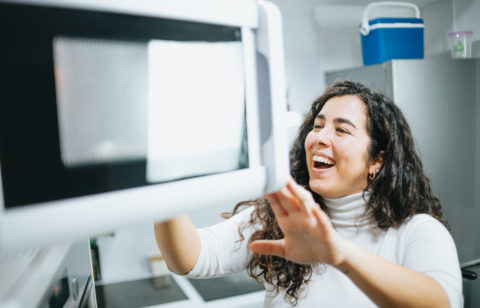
[186,206,257,278]
[398,214,463,308]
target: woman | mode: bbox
[155,80,462,307]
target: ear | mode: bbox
[369,151,384,174]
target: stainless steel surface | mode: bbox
[72,276,79,301]
[44,240,92,308]
[86,283,97,308]
[0,240,93,308]
[326,62,393,97]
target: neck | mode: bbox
[323,191,373,228]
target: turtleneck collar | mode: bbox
[323,191,373,228]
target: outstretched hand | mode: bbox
[250,178,348,266]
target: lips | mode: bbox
[312,154,335,169]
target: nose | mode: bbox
[313,126,332,147]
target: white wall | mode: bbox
[270,0,326,114]
[423,0,480,56]
[313,4,364,86]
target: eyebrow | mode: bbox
[316,114,357,129]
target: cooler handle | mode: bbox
[360,1,421,36]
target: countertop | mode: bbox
[95,271,265,308]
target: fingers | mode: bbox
[250,239,286,258]
[278,186,302,211]
[285,178,332,231]
[267,177,318,217]
[286,179,315,213]
[266,193,289,217]
[312,205,333,235]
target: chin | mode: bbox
[309,180,353,199]
[308,179,332,197]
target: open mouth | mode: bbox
[313,155,335,169]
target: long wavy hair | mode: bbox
[224,80,445,305]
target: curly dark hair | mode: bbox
[224,80,445,305]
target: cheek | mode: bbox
[339,141,371,171]
[304,132,315,151]
[335,139,366,162]
[304,133,315,168]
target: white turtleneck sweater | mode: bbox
[187,192,463,307]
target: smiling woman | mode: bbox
[305,95,379,199]
[155,80,463,308]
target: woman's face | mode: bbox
[305,95,376,199]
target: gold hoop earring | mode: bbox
[369,170,376,181]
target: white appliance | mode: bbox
[0,0,289,252]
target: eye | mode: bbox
[336,127,349,134]
[313,124,323,130]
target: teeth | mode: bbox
[313,155,335,165]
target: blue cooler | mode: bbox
[359,2,424,65]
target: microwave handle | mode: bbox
[255,0,289,193]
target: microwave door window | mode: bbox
[53,37,246,184]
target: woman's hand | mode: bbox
[251,179,451,308]
[250,178,348,266]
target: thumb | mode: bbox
[250,239,285,258]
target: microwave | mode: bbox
[0,0,289,251]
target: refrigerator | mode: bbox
[326,58,480,307]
